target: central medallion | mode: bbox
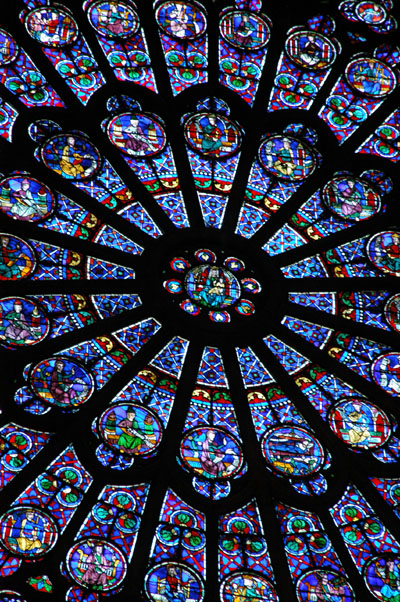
[163,248,261,323]
[185,264,241,309]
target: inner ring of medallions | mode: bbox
[135,229,287,340]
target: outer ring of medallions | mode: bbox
[135,229,286,347]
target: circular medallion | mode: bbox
[180,426,243,480]
[220,11,271,50]
[66,538,127,592]
[170,257,191,272]
[0,29,18,65]
[107,112,166,157]
[367,231,400,276]
[87,1,140,39]
[224,257,244,272]
[328,398,391,449]
[221,571,278,602]
[235,299,255,315]
[163,279,183,294]
[155,2,207,40]
[30,357,95,409]
[184,113,241,158]
[259,135,316,181]
[385,294,400,332]
[296,569,355,602]
[372,354,400,396]
[346,58,396,98]
[195,249,216,263]
[0,235,36,280]
[285,30,337,70]
[99,403,163,456]
[0,297,50,348]
[0,506,57,558]
[145,562,204,602]
[356,2,387,24]
[364,555,400,601]
[323,176,381,221]
[241,278,261,294]
[41,134,101,180]
[261,426,324,477]
[180,299,200,315]
[0,175,55,222]
[25,7,79,48]
[185,265,241,309]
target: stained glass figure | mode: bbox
[85,0,157,90]
[105,95,188,228]
[183,97,243,228]
[339,0,397,34]
[30,119,161,238]
[277,503,356,601]
[235,124,320,238]
[155,0,208,95]
[63,484,148,596]
[0,27,63,107]
[331,484,400,596]
[318,44,399,143]
[145,489,205,601]
[265,170,391,256]
[269,15,339,112]
[219,2,272,105]
[21,1,105,104]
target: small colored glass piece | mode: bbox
[164,279,183,294]
[241,278,261,294]
[170,257,190,272]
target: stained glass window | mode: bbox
[0,0,400,601]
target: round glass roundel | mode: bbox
[258,135,316,181]
[107,112,167,157]
[0,175,56,222]
[221,571,278,602]
[66,538,127,592]
[323,176,381,221]
[0,235,36,280]
[0,506,58,558]
[346,58,396,98]
[98,403,163,456]
[367,231,400,276]
[261,426,325,477]
[41,134,101,180]
[328,398,391,449]
[155,2,207,40]
[87,1,140,39]
[356,1,387,24]
[25,7,79,48]
[30,357,95,409]
[385,294,400,332]
[184,113,242,158]
[285,30,337,70]
[371,353,400,396]
[296,569,356,602]
[220,11,271,50]
[180,426,244,480]
[0,29,18,65]
[185,265,241,309]
[0,297,50,348]
[363,555,400,601]
[145,562,204,602]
